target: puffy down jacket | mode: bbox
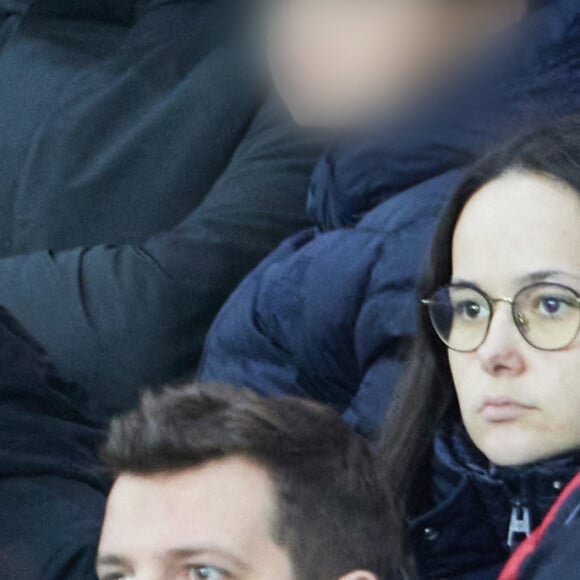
[199,0,580,437]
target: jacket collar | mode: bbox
[433,425,580,512]
[409,425,580,578]
[410,427,580,577]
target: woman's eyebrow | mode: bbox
[517,270,580,285]
[95,553,129,569]
[449,278,485,291]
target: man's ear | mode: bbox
[339,572,377,580]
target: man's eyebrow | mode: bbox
[96,547,251,570]
[166,547,250,571]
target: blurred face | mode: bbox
[449,172,580,467]
[263,0,527,128]
[97,457,294,580]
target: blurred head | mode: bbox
[262,0,528,128]
[381,117,580,523]
[98,384,398,580]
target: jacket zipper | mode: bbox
[507,500,532,549]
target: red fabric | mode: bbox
[499,472,580,580]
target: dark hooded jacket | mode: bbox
[199,0,580,438]
[0,0,318,418]
[409,427,580,579]
[0,307,107,580]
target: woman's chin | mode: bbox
[473,428,558,468]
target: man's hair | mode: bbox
[103,383,398,580]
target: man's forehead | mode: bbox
[100,457,277,549]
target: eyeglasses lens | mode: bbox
[428,287,491,352]
[514,285,580,351]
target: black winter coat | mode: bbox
[0,307,107,580]
[0,0,318,417]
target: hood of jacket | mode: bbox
[409,425,580,579]
[308,0,580,232]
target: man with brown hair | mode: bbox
[97,384,398,580]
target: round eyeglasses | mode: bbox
[422,283,580,352]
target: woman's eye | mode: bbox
[189,566,229,580]
[454,300,487,320]
[535,296,572,318]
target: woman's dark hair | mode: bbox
[379,116,580,544]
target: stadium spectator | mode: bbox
[381,118,580,579]
[0,318,397,580]
[97,383,400,580]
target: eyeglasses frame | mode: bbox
[421,282,580,353]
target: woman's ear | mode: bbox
[339,572,377,580]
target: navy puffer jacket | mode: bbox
[199,0,580,437]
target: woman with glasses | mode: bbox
[380,118,580,580]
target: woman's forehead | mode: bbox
[452,171,580,287]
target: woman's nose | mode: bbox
[477,303,526,376]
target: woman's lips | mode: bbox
[480,398,535,423]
